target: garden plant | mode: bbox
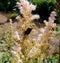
[0,0,59,63]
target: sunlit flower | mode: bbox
[16,0,37,18]
[13,31,20,40]
[17,0,36,13]
[16,15,20,19]
[40,28,45,33]
[29,3,36,11]
[30,15,40,20]
[49,11,57,21]
[50,11,57,17]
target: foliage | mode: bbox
[28,0,56,4]
[0,0,17,12]
[1,53,12,63]
[28,0,55,23]
[55,0,60,23]
[36,1,55,22]
[0,21,15,63]
[28,0,60,23]
[0,33,13,63]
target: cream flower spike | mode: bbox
[16,0,36,15]
[49,11,57,22]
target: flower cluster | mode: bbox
[49,11,57,21]
[16,0,40,32]
[16,0,36,17]
[8,0,58,63]
[27,11,57,59]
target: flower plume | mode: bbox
[16,0,39,20]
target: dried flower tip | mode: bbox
[30,3,36,11]
[30,15,40,20]
[51,11,57,16]
[13,31,20,40]
[40,28,45,33]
